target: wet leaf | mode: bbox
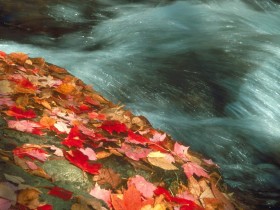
[48,186,73,201]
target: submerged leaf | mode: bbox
[48,186,73,201]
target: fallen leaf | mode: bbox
[173,142,189,160]
[48,186,73,201]
[182,162,209,179]
[0,198,12,210]
[211,182,235,210]
[0,80,13,94]
[0,182,17,202]
[150,131,166,142]
[7,120,44,135]
[0,96,15,106]
[72,195,104,210]
[40,116,56,128]
[93,168,121,189]
[56,83,75,95]
[100,120,127,135]
[54,121,71,134]
[118,143,152,161]
[5,106,36,119]
[9,52,28,65]
[49,145,64,157]
[26,160,38,170]
[128,175,156,198]
[13,146,49,162]
[17,188,41,209]
[64,149,102,175]
[89,183,111,206]
[62,125,85,148]
[147,152,178,171]
[111,184,143,210]
[4,174,25,184]
[79,148,97,161]
[126,130,150,145]
[37,204,53,210]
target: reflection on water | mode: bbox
[1,0,280,208]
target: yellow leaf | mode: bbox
[147,157,178,170]
[148,151,166,158]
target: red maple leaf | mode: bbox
[5,106,36,119]
[182,162,210,179]
[47,186,73,201]
[64,149,102,175]
[62,125,85,148]
[126,130,150,145]
[100,120,127,135]
[13,146,49,162]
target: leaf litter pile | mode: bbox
[0,51,241,210]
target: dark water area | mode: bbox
[1,0,280,209]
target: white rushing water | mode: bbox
[1,0,280,208]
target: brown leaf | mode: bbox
[17,188,41,209]
[211,182,235,210]
[93,168,121,189]
[188,176,201,199]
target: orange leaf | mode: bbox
[56,83,75,95]
[111,194,126,210]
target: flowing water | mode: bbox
[1,0,280,208]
